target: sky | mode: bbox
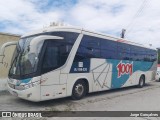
[0,0,160,48]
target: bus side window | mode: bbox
[151,50,157,62]
[117,43,130,60]
[130,46,143,61]
[101,39,117,59]
[42,45,60,74]
[87,41,101,58]
[74,35,101,62]
[41,41,71,74]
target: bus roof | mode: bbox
[22,26,156,50]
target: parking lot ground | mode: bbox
[1,80,160,119]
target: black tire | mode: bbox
[159,78,160,82]
[138,76,145,88]
[72,80,87,100]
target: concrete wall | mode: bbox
[0,33,20,90]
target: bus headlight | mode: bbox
[12,81,40,90]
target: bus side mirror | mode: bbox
[0,41,17,63]
[29,35,63,54]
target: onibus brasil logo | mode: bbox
[117,61,133,78]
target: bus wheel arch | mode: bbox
[138,74,145,88]
[71,78,89,100]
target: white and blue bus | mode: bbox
[2,26,157,102]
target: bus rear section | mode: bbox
[68,33,157,95]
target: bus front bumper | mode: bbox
[7,83,41,102]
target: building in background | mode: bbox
[0,32,21,78]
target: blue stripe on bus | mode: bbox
[21,78,32,83]
[70,59,153,89]
[16,78,32,86]
[107,59,153,88]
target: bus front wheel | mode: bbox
[138,75,145,88]
[72,80,87,100]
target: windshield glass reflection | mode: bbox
[9,36,39,78]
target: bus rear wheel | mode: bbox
[138,75,145,88]
[72,80,87,100]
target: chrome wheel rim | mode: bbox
[75,84,84,96]
[140,78,144,86]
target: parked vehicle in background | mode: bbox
[0,26,157,102]
[156,65,160,81]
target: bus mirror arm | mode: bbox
[0,41,17,63]
[30,35,63,54]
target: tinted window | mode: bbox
[150,50,157,62]
[43,45,59,71]
[130,45,156,62]
[42,41,74,74]
[117,43,130,60]
[74,34,156,62]
[101,39,117,59]
[41,32,79,74]
[50,32,78,44]
[74,35,101,62]
[130,46,144,61]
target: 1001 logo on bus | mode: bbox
[117,61,133,78]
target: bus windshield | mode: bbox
[9,32,79,79]
[9,36,39,78]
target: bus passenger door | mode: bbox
[40,40,67,100]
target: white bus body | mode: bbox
[5,27,157,102]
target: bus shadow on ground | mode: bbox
[86,83,154,98]
[13,82,155,109]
